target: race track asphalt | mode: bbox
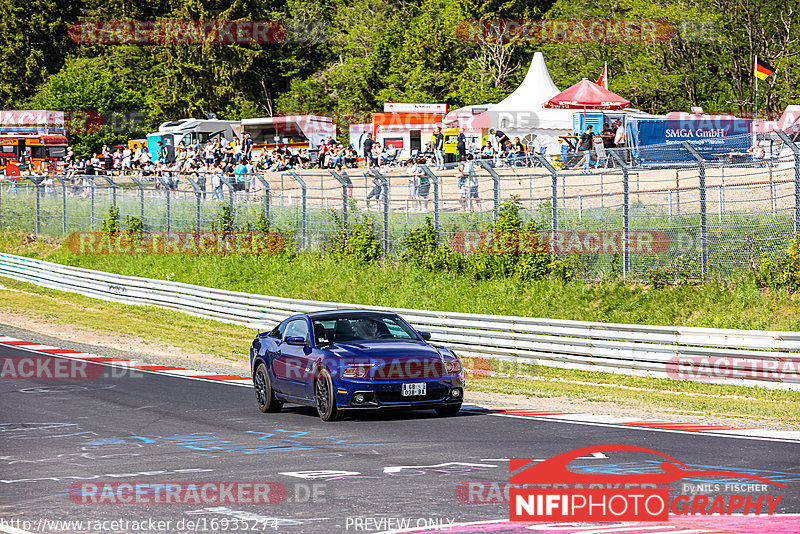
[1,341,799,534]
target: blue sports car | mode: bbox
[250,310,464,421]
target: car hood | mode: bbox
[326,340,443,362]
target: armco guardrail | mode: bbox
[1,252,799,390]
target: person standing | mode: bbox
[363,133,374,169]
[456,130,467,162]
[406,158,419,212]
[365,172,382,210]
[433,127,445,170]
[579,124,594,174]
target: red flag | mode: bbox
[596,63,608,90]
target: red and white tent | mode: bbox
[544,78,630,110]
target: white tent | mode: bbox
[487,52,573,154]
[444,52,573,155]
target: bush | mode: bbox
[326,211,382,264]
[123,215,143,236]
[100,207,119,235]
[400,217,464,273]
[755,238,800,291]
[216,204,236,234]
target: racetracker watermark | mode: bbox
[69,482,288,505]
[68,20,327,45]
[65,232,287,255]
[666,355,800,383]
[456,19,700,44]
[450,230,671,255]
[272,357,460,382]
[0,356,140,380]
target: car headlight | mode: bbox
[343,365,370,378]
[445,360,462,374]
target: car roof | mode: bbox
[301,309,399,320]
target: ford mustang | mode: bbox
[249,310,464,421]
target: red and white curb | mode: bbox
[0,333,253,386]
[2,332,799,443]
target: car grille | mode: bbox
[372,360,444,380]
[376,386,449,403]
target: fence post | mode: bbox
[51,175,67,234]
[90,177,96,230]
[609,152,630,277]
[371,169,390,257]
[668,189,672,218]
[289,172,307,249]
[155,176,171,231]
[420,165,440,235]
[101,176,117,211]
[682,141,708,277]
[254,174,271,226]
[535,154,559,249]
[27,177,43,234]
[184,176,203,232]
[329,170,349,227]
[129,175,145,220]
[478,160,500,215]
[219,175,235,215]
[776,132,800,233]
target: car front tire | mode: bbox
[254,362,283,413]
[314,367,341,421]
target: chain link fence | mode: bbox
[2,132,799,280]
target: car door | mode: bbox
[272,318,314,398]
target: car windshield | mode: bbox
[311,314,419,345]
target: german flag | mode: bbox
[755,57,776,80]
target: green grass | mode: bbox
[3,230,798,331]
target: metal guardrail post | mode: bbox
[254,174,271,226]
[51,175,67,234]
[478,160,501,215]
[129,175,145,220]
[329,170,349,227]
[535,155,559,248]
[777,132,800,234]
[682,142,708,277]
[609,152,630,276]
[372,169,390,257]
[184,176,203,232]
[289,172,307,249]
[419,165,439,234]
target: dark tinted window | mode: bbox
[268,320,288,338]
[312,314,417,343]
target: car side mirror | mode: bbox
[285,336,307,346]
[418,331,432,341]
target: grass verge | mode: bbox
[2,232,800,331]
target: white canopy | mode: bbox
[445,53,573,154]
[487,52,573,132]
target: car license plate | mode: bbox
[402,383,426,397]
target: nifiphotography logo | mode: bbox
[509,445,785,522]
